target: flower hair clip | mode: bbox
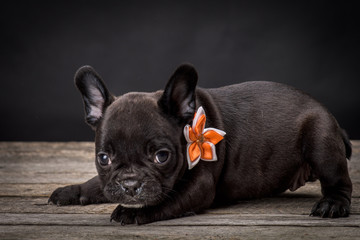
[184,106,226,169]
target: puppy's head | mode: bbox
[74,64,198,208]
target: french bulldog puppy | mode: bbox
[49,64,352,224]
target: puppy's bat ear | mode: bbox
[74,66,115,130]
[158,63,198,123]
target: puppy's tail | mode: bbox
[341,129,352,160]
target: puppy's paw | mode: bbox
[310,198,350,218]
[48,185,81,206]
[110,205,136,225]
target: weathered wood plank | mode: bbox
[1,196,359,215]
[0,142,97,184]
[0,142,94,154]
[207,196,360,215]
[2,182,355,198]
[1,212,359,227]
[0,183,72,197]
[1,225,359,240]
[0,172,96,184]
[151,213,360,227]
[350,141,360,202]
[0,197,117,214]
[0,142,94,163]
[1,162,95,173]
[0,181,322,197]
[0,179,358,199]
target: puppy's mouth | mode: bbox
[120,203,145,208]
[103,180,164,208]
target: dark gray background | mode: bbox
[1,0,359,141]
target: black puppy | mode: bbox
[49,64,352,224]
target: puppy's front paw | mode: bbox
[310,198,350,218]
[110,205,136,225]
[48,185,81,206]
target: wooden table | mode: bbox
[0,142,359,239]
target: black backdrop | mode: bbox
[1,0,359,141]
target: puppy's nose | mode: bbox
[120,180,142,197]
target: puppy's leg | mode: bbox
[305,124,352,218]
[48,175,110,205]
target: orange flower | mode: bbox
[184,106,226,169]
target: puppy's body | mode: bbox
[207,82,350,201]
[49,64,352,224]
[189,82,350,203]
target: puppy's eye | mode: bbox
[97,152,111,166]
[154,149,171,164]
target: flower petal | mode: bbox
[200,141,218,161]
[194,115,206,136]
[188,127,197,142]
[184,125,197,142]
[183,125,191,142]
[192,106,205,125]
[192,107,206,135]
[188,142,201,162]
[203,128,226,145]
[187,143,201,169]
